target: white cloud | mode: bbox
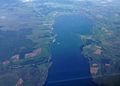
[21,0,33,3]
[0,16,6,19]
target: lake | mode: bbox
[45,14,97,86]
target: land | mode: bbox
[0,1,54,86]
[0,0,120,86]
[79,0,120,86]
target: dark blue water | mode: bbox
[45,14,97,86]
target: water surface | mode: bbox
[46,14,97,86]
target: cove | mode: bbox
[45,14,97,86]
